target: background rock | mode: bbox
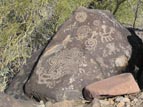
[24,7,131,102]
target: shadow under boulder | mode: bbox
[125,27,143,89]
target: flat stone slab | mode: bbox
[83,73,140,100]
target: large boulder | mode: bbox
[24,7,131,102]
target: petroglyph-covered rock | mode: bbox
[24,7,131,101]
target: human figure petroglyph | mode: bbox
[75,11,87,22]
[106,43,120,55]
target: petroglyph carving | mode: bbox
[75,11,87,22]
[64,22,77,32]
[99,25,115,43]
[62,35,73,48]
[85,31,98,51]
[36,48,87,88]
[103,43,120,57]
[106,43,120,55]
[76,25,91,40]
[96,57,108,68]
[93,20,101,26]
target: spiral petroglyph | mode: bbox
[85,31,98,51]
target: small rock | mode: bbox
[45,100,86,107]
[139,92,143,99]
[91,98,101,107]
[108,99,114,105]
[115,96,130,103]
[116,102,125,107]
[115,96,124,102]
[99,100,110,105]
[83,73,140,100]
[132,98,138,103]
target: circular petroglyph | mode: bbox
[76,25,91,40]
[75,11,87,22]
[93,20,101,26]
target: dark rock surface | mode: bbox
[0,92,39,107]
[24,7,132,102]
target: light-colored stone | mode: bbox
[116,102,125,107]
[83,73,140,100]
[45,100,86,107]
[99,100,110,105]
[108,99,114,105]
[115,96,130,103]
[92,98,101,107]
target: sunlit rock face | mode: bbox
[24,7,131,102]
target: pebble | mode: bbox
[132,98,138,103]
[116,102,125,107]
[99,100,110,105]
[139,93,143,99]
[92,98,101,107]
[108,99,114,105]
[115,96,130,103]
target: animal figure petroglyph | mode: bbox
[99,25,114,43]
